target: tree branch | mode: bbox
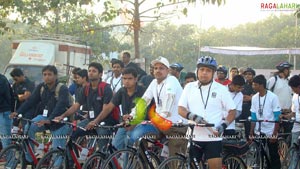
[139,1,188,15]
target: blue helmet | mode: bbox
[170,63,184,72]
[197,56,217,71]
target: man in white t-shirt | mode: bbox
[250,75,281,169]
[287,75,300,169]
[178,56,236,169]
[223,75,245,136]
[106,59,124,94]
[125,56,187,157]
[267,61,293,134]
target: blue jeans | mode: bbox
[112,128,131,150]
[129,123,159,145]
[289,131,300,169]
[0,111,12,148]
[24,115,70,162]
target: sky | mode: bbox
[91,0,299,29]
[173,0,299,29]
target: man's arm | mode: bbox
[90,102,115,124]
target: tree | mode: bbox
[100,0,225,59]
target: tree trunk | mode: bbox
[133,0,140,59]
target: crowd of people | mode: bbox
[0,51,299,169]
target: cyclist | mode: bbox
[250,74,281,169]
[10,68,35,133]
[86,67,146,150]
[178,56,236,169]
[106,59,124,95]
[68,67,81,96]
[74,69,88,120]
[169,63,187,87]
[122,51,147,81]
[239,67,256,141]
[215,65,231,86]
[10,65,71,165]
[184,72,196,87]
[0,73,13,149]
[267,61,293,135]
[287,75,300,169]
[223,75,245,136]
[125,56,187,157]
[54,62,114,145]
[229,67,239,81]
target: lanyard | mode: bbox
[112,77,121,92]
[199,83,212,110]
[157,83,164,105]
[258,91,267,117]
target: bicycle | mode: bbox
[102,122,165,169]
[0,115,52,169]
[35,119,98,169]
[158,122,246,169]
[82,122,125,169]
[246,117,282,169]
[283,118,300,169]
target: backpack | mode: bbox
[40,83,74,108]
[269,75,278,92]
[84,82,120,123]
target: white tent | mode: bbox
[200,46,300,70]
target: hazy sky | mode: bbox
[174,0,298,29]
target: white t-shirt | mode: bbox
[179,80,236,141]
[291,93,300,132]
[250,90,281,136]
[267,76,292,109]
[223,89,243,130]
[106,75,122,93]
[143,75,186,123]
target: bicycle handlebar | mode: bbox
[172,122,214,127]
[95,122,127,129]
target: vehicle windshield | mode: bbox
[4,65,43,86]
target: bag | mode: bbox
[269,75,278,92]
[84,82,120,123]
[40,83,74,108]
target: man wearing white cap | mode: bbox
[125,56,187,157]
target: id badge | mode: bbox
[89,110,95,118]
[43,109,48,117]
[158,99,162,107]
[161,144,169,158]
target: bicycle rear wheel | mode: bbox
[102,149,144,169]
[36,149,67,169]
[158,156,202,169]
[0,144,23,169]
[82,152,105,169]
[223,155,246,169]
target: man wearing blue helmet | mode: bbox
[178,56,236,169]
[169,63,187,87]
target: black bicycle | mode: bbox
[158,122,246,169]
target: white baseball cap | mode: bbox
[151,56,170,68]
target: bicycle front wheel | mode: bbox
[278,138,289,166]
[223,155,246,169]
[102,149,144,169]
[82,152,106,169]
[283,147,300,169]
[36,149,67,169]
[0,144,23,169]
[158,156,201,169]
